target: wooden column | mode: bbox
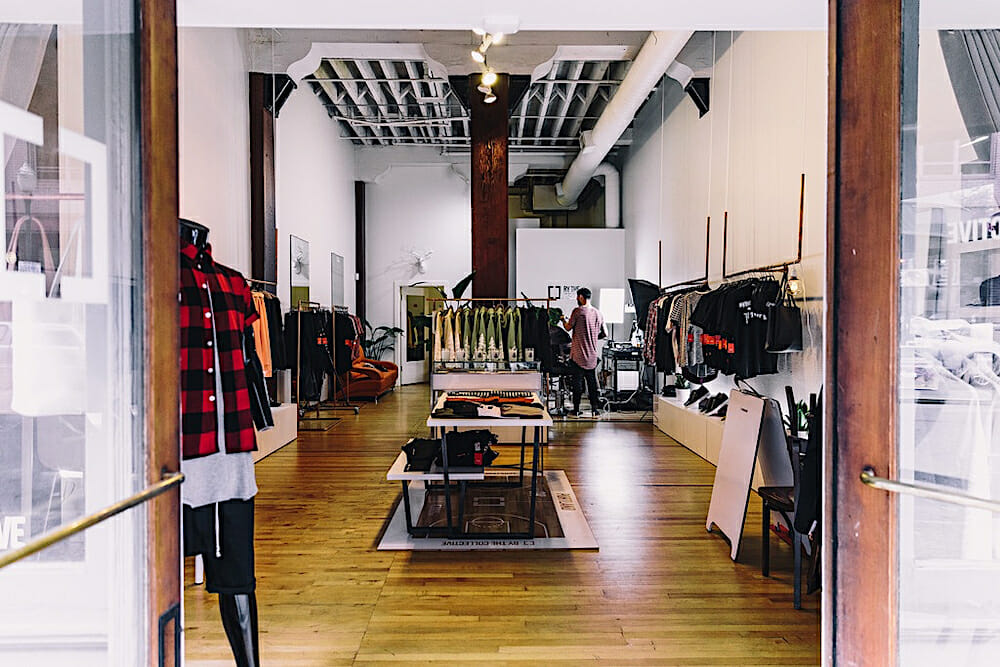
[470,74,509,298]
[249,73,277,288]
[827,0,902,662]
[139,0,180,661]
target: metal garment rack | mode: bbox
[294,301,347,431]
[324,304,360,414]
[721,173,805,281]
[426,297,554,366]
[659,215,712,292]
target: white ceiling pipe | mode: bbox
[593,162,620,228]
[556,30,693,207]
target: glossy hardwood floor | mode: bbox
[184,385,820,665]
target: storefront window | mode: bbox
[0,5,147,664]
[899,11,1000,664]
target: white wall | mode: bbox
[623,30,828,400]
[364,162,471,331]
[516,228,626,318]
[274,87,357,311]
[178,28,251,272]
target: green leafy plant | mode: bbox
[674,374,690,390]
[361,320,404,360]
[783,400,810,433]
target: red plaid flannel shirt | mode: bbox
[180,241,259,459]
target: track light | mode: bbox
[481,69,498,86]
[472,27,486,36]
[471,50,485,63]
[484,92,497,104]
[492,32,504,44]
[477,84,492,95]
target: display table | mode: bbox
[430,373,547,443]
[387,392,552,539]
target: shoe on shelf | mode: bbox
[661,386,677,398]
[684,385,709,407]
[705,394,729,415]
[714,404,728,419]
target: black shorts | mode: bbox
[183,498,256,595]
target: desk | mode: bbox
[389,393,552,539]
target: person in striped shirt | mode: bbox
[561,287,607,417]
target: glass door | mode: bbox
[893,6,1000,663]
[399,285,444,385]
[0,1,179,664]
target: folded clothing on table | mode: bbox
[432,394,546,419]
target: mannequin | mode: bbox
[178,218,267,667]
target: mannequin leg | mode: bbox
[219,592,260,667]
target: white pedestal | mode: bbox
[654,395,765,489]
[253,403,297,462]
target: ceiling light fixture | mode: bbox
[471,49,485,63]
[477,84,493,95]
[492,32,504,44]
[481,69,498,86]
[484,92,497,104]
[472,27,486,36]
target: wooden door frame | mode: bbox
[827,0,902,662]
[139,0,180,662]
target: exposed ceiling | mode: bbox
[276,30,718,153]
[306,56,633,151]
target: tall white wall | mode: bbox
[178,28,251,272]
[623,30,828,400]
[364,163,471,331]
[274,87,357,311]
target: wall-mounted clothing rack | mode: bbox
[721,173,805,281]
[660,216,713,293]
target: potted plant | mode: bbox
[361,321,404,361]
[673,374,691,404]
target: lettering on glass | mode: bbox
[0,516,27,551]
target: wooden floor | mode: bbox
[184,385,820,665]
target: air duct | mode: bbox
[594,162,620,228]
[556,30,693,207]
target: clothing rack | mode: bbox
[721,173,805,281]
[294,301,335,429]
[660,216,712,292]
[247,277,278,297]
[427,297,554,367]
[324,303,360,414]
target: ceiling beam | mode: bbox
[548,60,586,144]
[566,61,610,139]
[533,62,560,139]
[353,60,407,143]
[327,59,387,146]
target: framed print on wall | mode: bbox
[290,235,310,307]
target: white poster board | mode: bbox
[706,390,793,561]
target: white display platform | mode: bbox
[386,452,485,481]
[654,394,767,489]
[253,403,297,462]
[378,470,598,551]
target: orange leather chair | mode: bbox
[335,358,398,401]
